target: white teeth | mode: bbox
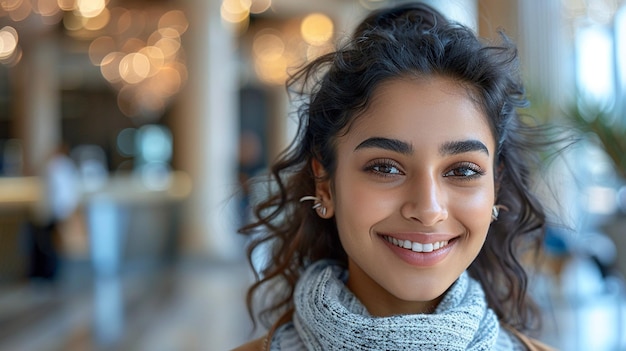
[411,242,423,252]
[384,236,449,253]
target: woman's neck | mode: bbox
[345,260,443,316]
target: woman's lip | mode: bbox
[376,232,459,244]
[378,233,457,267]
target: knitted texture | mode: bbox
[270,260,520,351]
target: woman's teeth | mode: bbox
[384,235,450,253]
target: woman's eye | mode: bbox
[365,160,403,176]
[444,163,485,179]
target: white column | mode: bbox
[12,33,61,176]
[174,0,241,260]
[518,0,571,111]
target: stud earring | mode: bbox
[300,195,327,217]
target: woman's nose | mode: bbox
[400,175,448,226]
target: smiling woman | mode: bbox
[234,2,555,351]
[328,77,496,315]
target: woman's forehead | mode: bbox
[340,77,495,151]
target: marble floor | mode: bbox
[0,259,260,351]
[1,256,625,351]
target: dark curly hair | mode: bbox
[240,2,547,336]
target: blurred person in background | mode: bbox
[236,3,557,350]
[26,142,81,281]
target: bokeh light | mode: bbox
[158,10,188,35]
[88,35,115,65]
[9,0,32,22]
[0,26,19,60]
[60,3,190,118]
[250,0,271,14]
[221,0,250,24]
[253,29,285,62]
[119,52,150,84]
[300,13,333,46]
[76,0,106,18]
[57,0,76,11]
[82,7,109,31]
[34,0,61,17]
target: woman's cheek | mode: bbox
[453,189,494,228]
[337,179,397,221]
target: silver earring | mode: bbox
[299,196,327,217]
[317,205,327,217]
[491,206,499,221]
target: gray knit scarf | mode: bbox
[269,260,519,350]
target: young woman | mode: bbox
[235,2,556,350]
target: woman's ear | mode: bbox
[311,159,334,218]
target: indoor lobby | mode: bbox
[1,0,626,350]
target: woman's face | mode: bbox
[318,77,496,316]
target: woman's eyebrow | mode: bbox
[354,137,413,155]
[439,140,489,156]
[354,137,489,156]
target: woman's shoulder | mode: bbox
[504,326,557,351]
[230,336,267,351]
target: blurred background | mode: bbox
[0,0,625,350]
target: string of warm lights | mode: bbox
[0,0,353,105]
[0,0,188,119]
[221,0,335,86]
[249,12,334,86]
[82,7,188,118]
